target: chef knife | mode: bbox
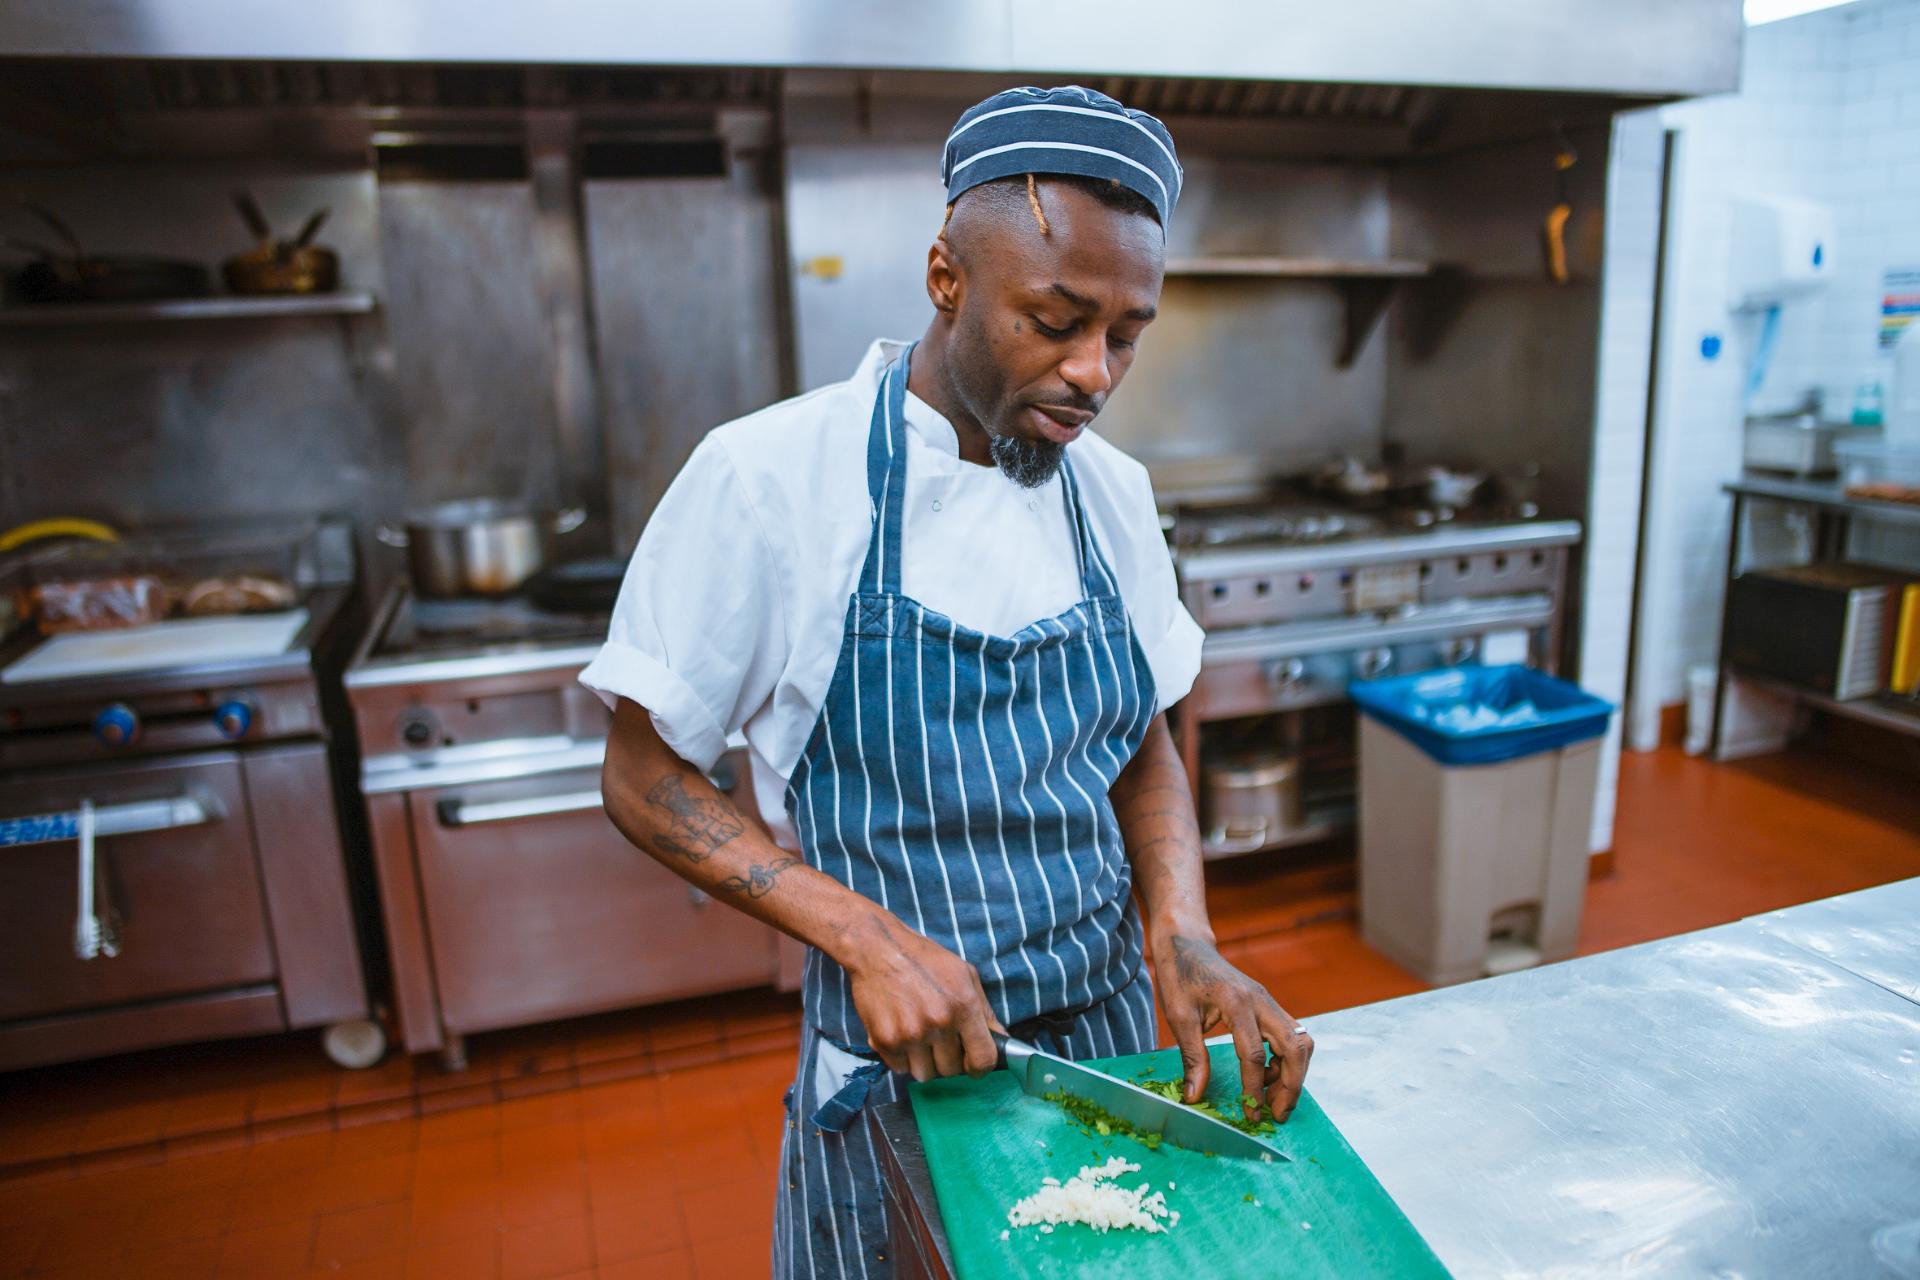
[993,1032,1286,1162]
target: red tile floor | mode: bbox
[4,741,1918,1278]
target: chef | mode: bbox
[584,85,1312,1277]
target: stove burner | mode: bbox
[373,592,609,660]
[1177,503,1381,550]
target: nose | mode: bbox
[1057,331,1113,402]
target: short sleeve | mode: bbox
[1104,464,1204,714]
[579,437,787,772]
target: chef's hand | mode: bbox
[846,912,1002,1082]
[1153,932,1313,1124]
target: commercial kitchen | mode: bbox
[1,2,1917,1278]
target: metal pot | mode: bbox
[378,499,586,597]
[1200,753,1302,856]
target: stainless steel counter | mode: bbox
[1309,879,1920,1279]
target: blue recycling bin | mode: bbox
[1347,664,1615,766]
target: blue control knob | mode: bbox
[213,699,254,740]
[93,702,140,747]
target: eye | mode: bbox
[1108,333,1137,351]
[1029,316,1075,339]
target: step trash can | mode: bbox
[1349,665,1615,986]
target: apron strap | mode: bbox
[860,343,914,596]
[1059,457,1123,599]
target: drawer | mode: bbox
[408,768,778,1034]
[0,754,276,1021]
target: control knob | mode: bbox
[1356,647,1395,680]
[93,702,140,747]
[399,708,439,748]
[1265,657,1308,693]
[1440,637,1477,666]
[213,697,255,740]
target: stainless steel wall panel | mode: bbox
[583,173,786,552]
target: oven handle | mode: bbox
[0,796,216,849]
[437,789,605,828]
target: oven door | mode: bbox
[408,767,779,1035]
[0,753,275,1021]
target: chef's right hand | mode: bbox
[846,915,1001,1082]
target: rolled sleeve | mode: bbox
[579,437,787,773]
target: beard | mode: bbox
[989,431,1066,489]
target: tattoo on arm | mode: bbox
[643,775,745,864]
[718,855,803,900]
[1170,935,1227,988]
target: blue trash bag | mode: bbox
[1348,664,1615,766]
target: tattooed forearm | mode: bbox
[643,774,745,864]
[718,855,803,900]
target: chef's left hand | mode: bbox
[1152,931,1312,1124]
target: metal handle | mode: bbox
[437,788,603,827]
[0,796,215,849]
[553,507,587,535]
[1205,820,1271,855]
[73,799,97,960]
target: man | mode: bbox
[584,85,1312,1276]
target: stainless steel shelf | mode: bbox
[0,292,379,326]
[1201,801,1355,860]
[1164,256,1435,278]
[1723,475,1920,529]
[1738,673,1920,740]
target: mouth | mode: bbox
[1023,404,1092,445]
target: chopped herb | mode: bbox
[1133,1074,1281,1136]
[1242,1193,1255,1203]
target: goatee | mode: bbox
[990,433,1066,489]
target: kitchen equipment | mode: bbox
[222,191,339,295]
[0,518,375,1071]
[3,609,310,685]
[1743,408,1874,478]
[1724,562,1916,700]
[994,1032,1282,1161]
[1542,126,1576,285]
[902,1039,1446,1279]
[2,202,210,304]
[1836,438,1920,506]
[1200,753,1302,855]
[378,499,587,597]
[1167,496,1580,858]
[524,557,627,614]
[345,583,778,1069]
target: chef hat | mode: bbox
[941,85,1182,229]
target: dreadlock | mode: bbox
[940,172,1157,241]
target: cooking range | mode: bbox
[345,585,779,1070]
[1165,497,1581,858]
[0,520,378,1070]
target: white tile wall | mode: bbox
[1620,0,1920,755]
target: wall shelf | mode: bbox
[0,291,379,326]
[1163,256,1435,279]
[1161,257,1452,368]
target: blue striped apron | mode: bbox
[771,344,1159,1279]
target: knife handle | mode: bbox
[992,1032,1037,1076]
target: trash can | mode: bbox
[1348,665,1615,986]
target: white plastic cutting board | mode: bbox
[1,608,310,684]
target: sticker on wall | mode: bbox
[1880,267,1920,351]
[1700,333,1723,361]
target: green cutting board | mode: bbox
[910,1041,1449,1279]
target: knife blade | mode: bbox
[994,1033,1286,1162]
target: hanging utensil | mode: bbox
[73,799,101,960]
[232,189,274,244]
[1542,125,1577,286]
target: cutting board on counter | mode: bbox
[1,609,310,684]
[910,1040,1447,1279]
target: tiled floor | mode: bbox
[3,741,1918,1278]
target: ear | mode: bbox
[926,236,963,315]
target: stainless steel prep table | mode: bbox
[1747,877,1920,1008]
[1309,880,1920,1279]
[876,880,1920,1279]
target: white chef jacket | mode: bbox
[580,338,1205,848]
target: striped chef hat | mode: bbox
[942,85,1183,229]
